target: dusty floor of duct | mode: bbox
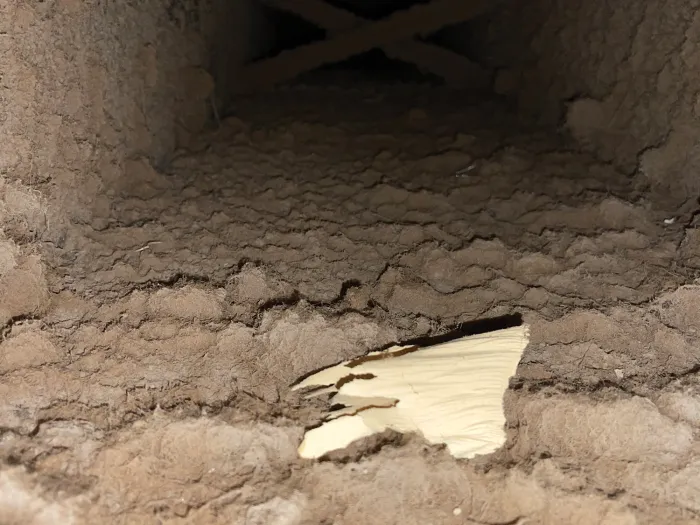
[2,82,700,525]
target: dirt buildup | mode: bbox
[2,0,700,524]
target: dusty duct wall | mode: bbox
[1,0,269,228]
[441,0,700,206]
[3,0,697,236]
[2,2,700,523]
[0,0,270,323]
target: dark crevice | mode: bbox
[0,315,42,343]
[400,313,523,348]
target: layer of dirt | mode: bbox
[2,83,700,524]
[449,0,700,206]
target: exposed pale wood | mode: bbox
[238,0,496,92]
[259,0,490,89]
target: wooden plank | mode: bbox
[237,0,497,92]
[259,0,490,89]
[383,40,491,89]
[261,0,357,33]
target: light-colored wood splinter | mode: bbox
[293,324,530,460]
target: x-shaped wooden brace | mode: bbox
[236,0,499,93]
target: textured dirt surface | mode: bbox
[3,81,700,524]
[444,0,700,206]
[3,0,700,523]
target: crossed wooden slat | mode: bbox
[236,0,498,93]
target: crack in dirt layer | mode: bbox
[44,102,691,311]
[3,86,700,524]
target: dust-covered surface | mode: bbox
[2,81,700,524]
[3,0,700,523]
[0,0,266,232]
[443,0,700,207]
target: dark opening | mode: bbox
[400,313,524,349]
[260,5,326,57]
[258,0,459,85]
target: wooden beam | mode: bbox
[261,0,357,33]
[259,0,490,89]
[238,0,497,92]
[382,40,490,90]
